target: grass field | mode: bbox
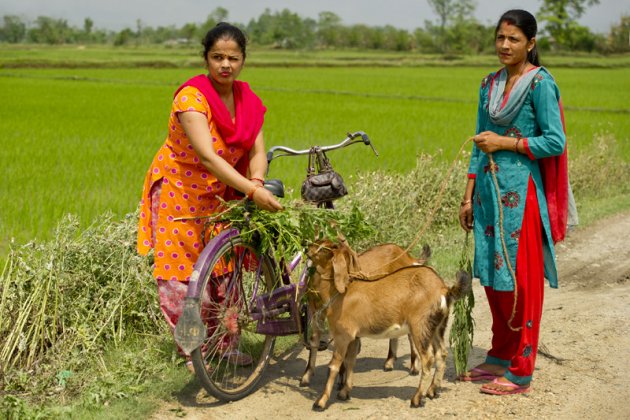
[0,46,629,249]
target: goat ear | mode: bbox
[347,245,361,275]
[332,249,349,294]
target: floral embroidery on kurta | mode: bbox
[494,252,504,270]
[502,191,520,208]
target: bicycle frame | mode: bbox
[175,131,377,355]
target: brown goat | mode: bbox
[307,239,471,411]
[300,243,430,387]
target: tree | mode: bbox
[317,11,343,47]
[197,7,230,40]
[113,28,134,46]
[0,15,26,43]
[538,0,600,50]
[427,0,476,52]
[27,16,73,44]
[179,23,197,43]
[607,15,630,53]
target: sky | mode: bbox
[1,0,627,34]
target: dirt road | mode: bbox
[154,211,630,419]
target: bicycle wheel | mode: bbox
[191,235,278,401]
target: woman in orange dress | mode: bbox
[137,23,282,369]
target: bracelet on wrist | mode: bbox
[249,177,265,185]
[246,185,262,200]
[514,137,521,153]
[460,199,472,207]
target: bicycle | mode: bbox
[173,131,378,402]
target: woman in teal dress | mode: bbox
[458,9,569,395]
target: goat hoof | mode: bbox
[312,402,326,412]
[410,398,425,408]
[409,369,420,376]
[337,391,351,401]
[299,380,309,387]
[383,366,393,372]
[427,389,441,399]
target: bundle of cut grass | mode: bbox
[204,199,376,262]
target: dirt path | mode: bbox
[153,212,630,419]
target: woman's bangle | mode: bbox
[514,137,521,153]
[460,199,472,207]
[249,177,265,186]
[246,185,262,200]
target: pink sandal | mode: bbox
[457,367,499,382]
[480,378,531,395]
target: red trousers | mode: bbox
[484,177,544,385]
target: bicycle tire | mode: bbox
[191,234,277,401]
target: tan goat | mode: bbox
[307,239,471,411]
[300,243,430,387]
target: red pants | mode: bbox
[484,178,544,385]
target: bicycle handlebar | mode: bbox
[266,131,378,165]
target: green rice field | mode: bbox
[1,46,629,249]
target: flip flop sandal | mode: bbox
[480,378,531,395]
[457,367,499,382]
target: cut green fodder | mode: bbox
[449,233,475,376]
[203,199,376,263]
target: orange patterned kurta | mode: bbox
[138,86,246,281]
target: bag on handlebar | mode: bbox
[301,148,348,204]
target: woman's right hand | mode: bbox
[459,201,474,232]
[252,186,283,212]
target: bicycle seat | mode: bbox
[264,179,285,198]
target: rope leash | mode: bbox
[487,153,522,332]
[351,137,476,281]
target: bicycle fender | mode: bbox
[186,227,240,299]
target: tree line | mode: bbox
[1,0,628,54]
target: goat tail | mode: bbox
[417,244,432,264]
[447,270,472,304]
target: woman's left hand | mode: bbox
[473,131,504,154]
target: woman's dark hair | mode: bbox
[201,22,247,61]
[495,9,540,66]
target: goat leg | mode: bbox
[301,299,326,387]
[408,334,420,375]
[313,344,348,411]
[337,338,360,400]
[427,322,449,399]
[384,338,398,371]
[410,333,433,408]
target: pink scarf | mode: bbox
[174,74,266,175]
[540,99,568,243]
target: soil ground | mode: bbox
[153,211,630,419]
